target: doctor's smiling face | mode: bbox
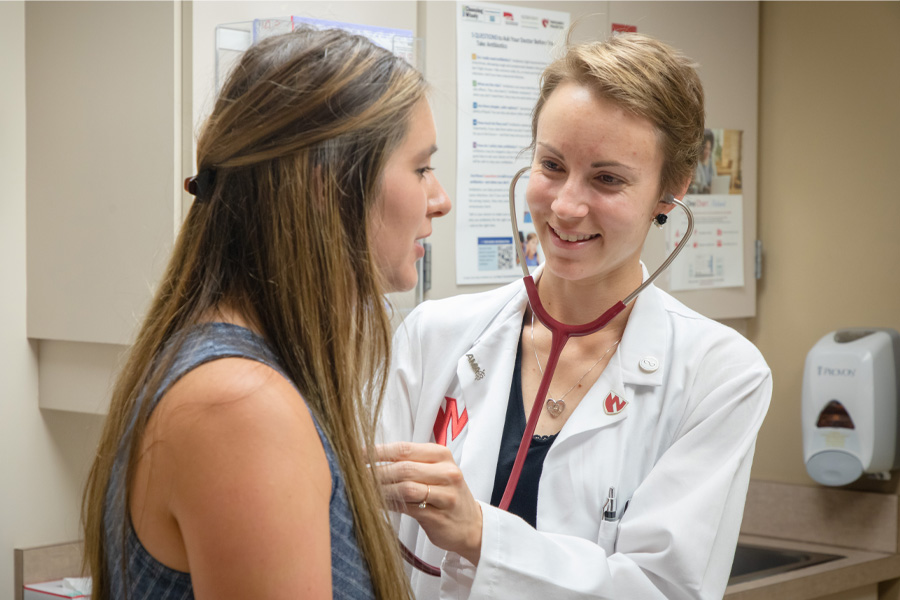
[371,99,450,292]
[526,81,673,284]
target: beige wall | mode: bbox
[750,2,900,486]
[0,3,105,597]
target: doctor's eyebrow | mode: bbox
[537,141,637,172]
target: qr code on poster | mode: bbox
[497,245,513,270]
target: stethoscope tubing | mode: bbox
[401,166,694,576]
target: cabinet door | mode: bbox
[27,1,185,345]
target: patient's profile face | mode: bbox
[370,100,448,292]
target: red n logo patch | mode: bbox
[433,396,469,446]
[604,392,627,415]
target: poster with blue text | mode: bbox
[455,2,569,284]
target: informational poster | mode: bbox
[455,2,569,284]
[666,128,745,290]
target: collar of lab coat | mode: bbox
[616,262,669,388]
[453,279,527,502]
[450,263,669,499]
[516,262,670,388]
[455,261,670,398]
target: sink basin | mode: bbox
[728,543,844,585]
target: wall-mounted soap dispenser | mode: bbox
[803,328,900,486]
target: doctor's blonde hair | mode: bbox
[83,28,421,599]
[532,32,706,198]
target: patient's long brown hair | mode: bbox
[83,28,422,599]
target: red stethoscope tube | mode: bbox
[401,166,694,575]
[499,278,626,510]
[400,543,441,576]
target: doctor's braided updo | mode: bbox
[532,32,706,198]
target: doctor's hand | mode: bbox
[374,442,483,566]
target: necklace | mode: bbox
[530,311,621,418]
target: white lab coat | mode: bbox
[381,272,771,599]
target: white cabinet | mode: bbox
[26,1,187,346]
[25,1,189,413]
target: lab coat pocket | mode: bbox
[597,519,620,556]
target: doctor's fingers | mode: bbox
[373,441,455,465]
[373,455,463,488]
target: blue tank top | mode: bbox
[103,322,375,599]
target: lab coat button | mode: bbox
[639,357,659,372]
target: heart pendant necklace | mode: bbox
[545,398,565,418]
[531,310,621,418]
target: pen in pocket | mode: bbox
[603,487,618,522]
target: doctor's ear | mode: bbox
[653,179,689,226]
[671,177,692,202]
[653,196,678,228]
[656,177,691,210]
[654,195,677,218]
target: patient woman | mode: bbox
[82,28,449,599]
[377,33,770,599]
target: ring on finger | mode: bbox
[418,484,431,509]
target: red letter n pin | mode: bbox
[604,391,628,415]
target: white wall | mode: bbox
[0,3,104,596]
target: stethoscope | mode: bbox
[401,166,695,576]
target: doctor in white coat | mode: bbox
[376,33,771,600]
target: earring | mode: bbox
[653,213,668,229]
